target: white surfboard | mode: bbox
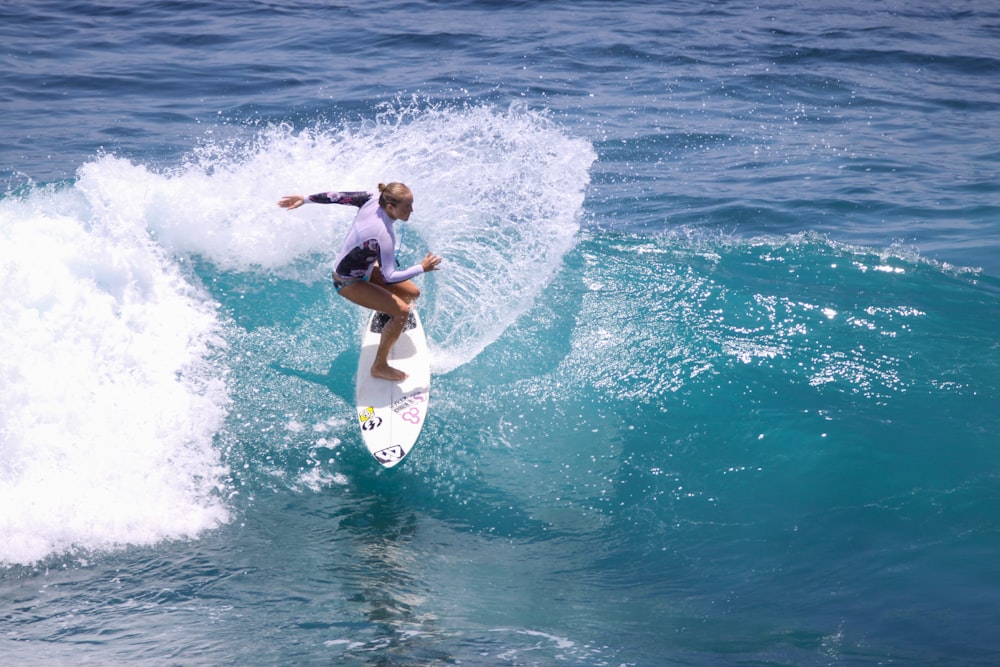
[355,309,430,468]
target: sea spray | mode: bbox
[83,101,596,374]
[0,186,230,566]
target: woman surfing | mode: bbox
[278,182,442,381]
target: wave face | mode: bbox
[0,102,595,566]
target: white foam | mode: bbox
[0,185,230,567]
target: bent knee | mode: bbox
[395,299,412,318]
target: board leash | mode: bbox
[395,221,405,268]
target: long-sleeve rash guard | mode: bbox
[307,191,424,285]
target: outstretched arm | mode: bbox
[278,191,372,210]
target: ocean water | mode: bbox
[2,0,999,664]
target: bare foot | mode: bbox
[371,363,408,382]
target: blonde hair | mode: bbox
[377,182,412,208]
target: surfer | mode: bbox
[278,183,442,381]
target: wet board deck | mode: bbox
[354,309,430,468]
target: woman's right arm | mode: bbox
[278,192,371,210]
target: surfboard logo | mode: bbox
[391,391,425,413]
[373,446,404,463]
[358,406,383,430]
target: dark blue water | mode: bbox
[3,1,1000,664]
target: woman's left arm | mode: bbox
[376,230,425,284]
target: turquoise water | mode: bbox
[2,1,1000,664]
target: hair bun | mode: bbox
[376,182,411,209]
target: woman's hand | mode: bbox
[421,253,443,272]
[278,194,305,210]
